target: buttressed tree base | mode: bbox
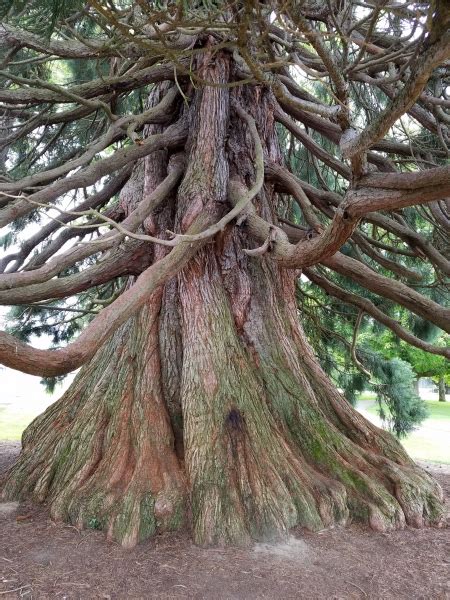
[0,1,449,548]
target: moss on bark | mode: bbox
[2,57,445,549]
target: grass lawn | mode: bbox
[0,366,73,441]
[0,405,41,441]
[401,430,449,464]
[356,393,450,464]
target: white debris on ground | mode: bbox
[253,536,312,562]
[0,501,18,518]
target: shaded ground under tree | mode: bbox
[1,443,449,599]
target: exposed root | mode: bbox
[2,300,187,548]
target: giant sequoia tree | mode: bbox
[0,1,449,548]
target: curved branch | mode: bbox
[274,107,351,180]
[169,101,264,243]
[0,61,182,105]
[0,86,179,195]
[365,213,450,276]
[268,162,450,276]
[0,22,144,59]
[343,165,450,218]
[0,214,213,377]
[323,253,450,333]
[0,239,149,305]
[341,32,450,159]
[304,268,450,359]
[0,159,184,292]
[0,168,130,274]
[230,178,358,269]
[0,119,187,227]
[351,231,422,282]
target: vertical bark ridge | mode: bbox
[221,223,443,532]
[2,291,187,547]
[179,245,348,545]
[2,52,445,548]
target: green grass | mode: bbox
[0,405,39,441]
[356,395,450,464]
[421,400,450,420]
[400,430,449,464]
[361,397,450,421]
[358,391,377,403]
[401,400,450,464]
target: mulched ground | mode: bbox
[0,442,448,600]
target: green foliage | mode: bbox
[0,231,16,251]
[362,349,428,437]
[40,374,66,394]
[297,277,431,437]
[368,321,449,383]
[0,0,84,36]
[397,344,449,384]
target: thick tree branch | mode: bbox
[0,119,187,227]
[323,253,450,333]
[0,214,213,376]
[0,86,179,195]
[0,22,144,59]
[0,169,131,274]
[304,268,449,358]
[341,32,450,159]
[0,61,182,105]
[0,159,184,293]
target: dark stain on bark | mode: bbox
[226,408,244,431]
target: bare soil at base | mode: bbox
[0,442,449,600]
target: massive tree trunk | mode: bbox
[2,51,444,547]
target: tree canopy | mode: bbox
[0,1,448,429]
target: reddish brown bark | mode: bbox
[2,53,445,548]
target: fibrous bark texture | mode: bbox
[2,53,445,548]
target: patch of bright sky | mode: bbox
[286,2,427,142]
[0,308,75,412]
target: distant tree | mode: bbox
[0,1,449,548]
[398,344,449,402]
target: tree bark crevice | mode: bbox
[2,50,445,549]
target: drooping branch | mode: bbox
[0,168,130,273]
[0,119,187,227]
[351,231,422,283]
[0,86,179,195]
[341,31,450,161]
[364,213,450,276]
[304,268,450,359]
[0,239,146,305]
[323,253,450,334]
[1,0,448,377]
[264,162,450,269]
[266,159,450,276]
[274,107,351,180]
[0,214,213,377]
[0,159,184,293]
[0,22,144,59]
[0,61,182,105]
